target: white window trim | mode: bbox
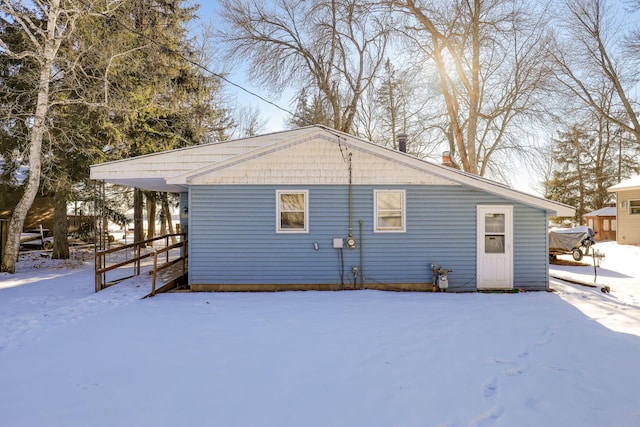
[374,189,406,233]
[629,199,640,215]
[276,190,309,233]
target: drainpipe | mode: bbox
[348,152,353,239]
[359,219,364,289]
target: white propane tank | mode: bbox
[438,274,449,290]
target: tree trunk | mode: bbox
[52,188,70,259]
[161,194,177,244]
[146,192,156,244]
[465,0,481,176]
[160,208,166,236]
[1,48,56,272]
[574,128,586,224]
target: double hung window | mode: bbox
[374,190,406,232]
[276,190,308,233]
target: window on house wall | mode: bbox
[603,219,609,231]
[612,220,617,231]
[374,190,406,232]
[630,200,640,215]
[276,190,308,233]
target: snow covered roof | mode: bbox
[584,206,616,217]
[608,175,640,192]
[91,125,575,216]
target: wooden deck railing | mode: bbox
[150,241,188,296]
[95,233,187,293]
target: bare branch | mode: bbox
[217,0,392,133]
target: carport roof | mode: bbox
[90,127,311,192]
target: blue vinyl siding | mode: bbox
[188,185,549,290]
[513,204,549,290]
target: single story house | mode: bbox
[90,126,574,292]
[584,205,616,241]
[608,176,640,245]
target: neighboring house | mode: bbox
[584,206,616,242]
[90,126,574,292]
[0,196,55,231]
[608,176,640,245]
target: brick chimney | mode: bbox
[397,132,407,153]
[442,151,453,167]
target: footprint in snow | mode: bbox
[482,377,498,398]
[471,406,505,427]
[535,329,554,346]
[504,365,527,376]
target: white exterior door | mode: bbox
[477,205,513,290]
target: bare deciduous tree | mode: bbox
[622,1,640,66]
[232,105,267,138]
[393,0,557,176]
[217,0,392,133]
[353,58,442,159]
[551,0,640,145]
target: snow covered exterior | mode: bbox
[584,206,616,242]
[90,126,574,292]
[608,176,640,245]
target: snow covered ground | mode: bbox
[1,242,639,427]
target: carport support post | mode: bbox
[133,188,144,244]
[133,188,144,276]
[592,246,598,283]
[93,179,107,292]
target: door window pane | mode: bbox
[484,212,505,253]
[485,235,505,253]
[485,213,505,233]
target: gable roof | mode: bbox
[608,175,640,192]
[166,131,457,186]
[585,206,616,217]
[90,125,575,216]
[89,127,314,192]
